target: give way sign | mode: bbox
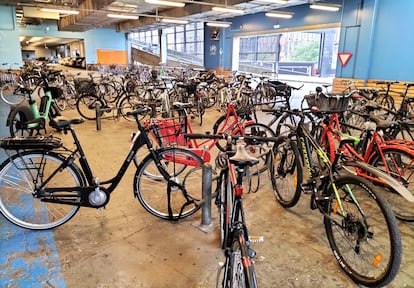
[338,52,352,67]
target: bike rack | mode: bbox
[199,163,213,232]
[95,103,120,131]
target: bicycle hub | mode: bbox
[88,187,109,207]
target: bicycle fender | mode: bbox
[343,160,414,202]
[6,102,35,127]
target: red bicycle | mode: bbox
[313,109,414,221]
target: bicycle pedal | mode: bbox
[301,182,314,194]
[249,235,264,243]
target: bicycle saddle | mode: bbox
[173,102,193,109]
[229,141,259,167]
[49,116,84,130]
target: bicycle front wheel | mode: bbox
[0,151,83,230]
[324,175,402,287]
[134,148,204,220]
[1,82,26,105]
[76,93,106,120]
[222,228,257,288]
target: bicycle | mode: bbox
[185,133,284,288]
[141,101,276,178]
[0,107,208,230]
[272,110,404,287]
[0,63,36,106]
[314,108,414,221]
[6,70,63,137]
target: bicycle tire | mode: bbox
[223,228,257,288]
[324,175,402,287]
[243,123,277,174]
[272,137,303,207]
[218,170,233,249]
[0,82,26,105]
[0,151,83,230]
[76,93,107,120]
[275,111,315,137]
[9,110,33,137]
[134,147,204,220]
[369,149,414,221]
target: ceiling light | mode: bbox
[40,8,79,15]
[107,14,139,20]
[161,18,189,24]
[212,6,244,14]
[309,3,341,12]
[145,0,185,7]
[260,0,288,3]
[206,21,231,28]
[265,11,294,18]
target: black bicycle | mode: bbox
[185,132,284,288]
[0,107,207,230]
[272,109,404,287]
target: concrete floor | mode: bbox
[0,105,413,288]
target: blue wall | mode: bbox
[0,6,24,68]
[368,0,414,81]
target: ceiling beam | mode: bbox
[58,0,117,31]
[115,0,248,32]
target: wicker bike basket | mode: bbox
[304,92,351,111]
[0,136,62,150]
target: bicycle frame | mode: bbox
[148,102,255,153]
[319,112,414,189]
[293,120,362,220]
[29,113,207,209]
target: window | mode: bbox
[238,28,339,77]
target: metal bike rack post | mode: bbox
[96,103,101,131]
[201,163,212,227]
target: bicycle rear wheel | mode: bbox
[222,228,257,288]
[134,148,204,220]
[0,151,83,230]
[324,175,402,287]
[1,82,26,105]
[272,137,303,207]
[9,110,34,137]
[369,149,414,221]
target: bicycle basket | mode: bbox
[0,135,62,150]
[304,92,351,111]
[74,79,95,95]
[145,118,186,147]
[47,87,63,99]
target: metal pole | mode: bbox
[96,103,101,131]
[201,163,212,227]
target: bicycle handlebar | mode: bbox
[184,132,284,145]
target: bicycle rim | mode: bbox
[324,176,402,287]
[0,152,82,230]
[1,83,25,105]
[134,148,204,220]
